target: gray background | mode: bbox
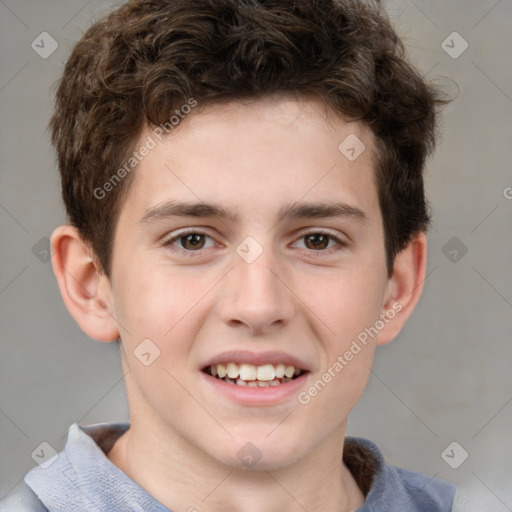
[1,0,511,507]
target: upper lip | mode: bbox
[201,350,310,372]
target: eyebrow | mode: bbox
[137,200,368,226]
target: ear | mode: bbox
[375,231,427,346]
[50,225,120,342]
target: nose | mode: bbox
[217,243,296,334]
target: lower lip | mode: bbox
[200,371,310,406]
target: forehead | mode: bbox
[120,96,380,227]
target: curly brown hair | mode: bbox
[50,0,446,277]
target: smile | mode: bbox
[204,362,304,387]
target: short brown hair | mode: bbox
[50,0,446,277]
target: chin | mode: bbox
[209,433,308,471]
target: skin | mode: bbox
[51,95,427,512]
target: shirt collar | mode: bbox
[25,421,455,512]
[25,422,169,512]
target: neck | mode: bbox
[107,413,364,512]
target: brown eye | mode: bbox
[304,233,330,250]
[292,231,347,254]
[180,233,206,250]
[164,230,217,256]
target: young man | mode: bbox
[1,0,458,510]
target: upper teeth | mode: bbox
[211,363,301,381]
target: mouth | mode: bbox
[202,362,307,387]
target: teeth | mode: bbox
[256,364,275,381]
[226,362,239,379]
[208,361,304,385]
[217,364,227,378]
[275,363,286,378]
[284,365,295,378]
[239,364,257,381]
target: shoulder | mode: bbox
[344,437,456,512]
[391,465,456,511]
[0,481,47,512]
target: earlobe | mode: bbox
[376,232,427,346]
[50,225,120,342]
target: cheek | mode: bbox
[294,266,383,405]
[114,265,211,413]
[296,265,385,344]
[114,264,215,342]
[113,264,222,403]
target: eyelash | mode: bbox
[162,229,348,258]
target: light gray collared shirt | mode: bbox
[0,422,457,511]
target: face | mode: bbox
[107,96,393,469]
